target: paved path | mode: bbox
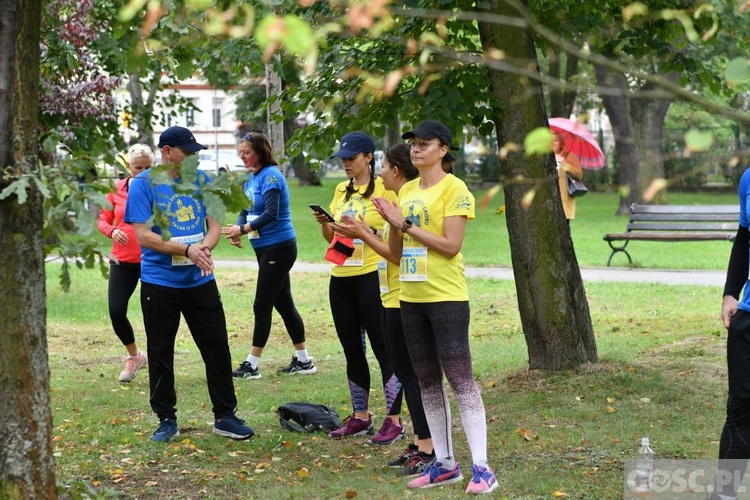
[216,260,725,287]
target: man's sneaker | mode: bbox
[388,444,419,468]
[329,414,373,438]
[276,356,317,375]
[119,350,148,382]
[399,452,437,477]
[465,464,499,495]
[232,361,261,379]
[213,413,254,440]
[370,418,406,445]
[151,417,178,443]
[406,461,463,489]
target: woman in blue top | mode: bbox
[221,132,315,379]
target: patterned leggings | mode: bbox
[400,300,487,463]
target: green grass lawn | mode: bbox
[49,261,730,499]
[210,178,738,270]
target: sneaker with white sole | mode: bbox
[406,461,463,489]
[329,414,373,438]
[119,350,148,382]
[151,417,178,443]
[399,452,437,477]
[370,418,406,445]
[276,356,317,375]
[233,361,261,379]
[388,444,419,468]
[213,413,254,440]
[465,464,499,495]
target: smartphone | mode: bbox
[309,204,335,222]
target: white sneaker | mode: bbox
[119,350,148,382]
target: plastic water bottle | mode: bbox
[635,437,654,495]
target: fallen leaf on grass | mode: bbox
[552,490,568,497]
[145,481,158,487]
[486,380,496,388]
[606,406,615,413]
[706,402,716,410]
[606,397,615,403]
[612,436,620,444]
[345,490,357,499]
[515,427,539,441]
[297,467,308,478]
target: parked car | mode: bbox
[198,150,245,176]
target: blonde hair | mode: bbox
[127,144,155,166]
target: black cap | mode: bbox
[402,120,460,151]
[330,132,375,159]
[158,126,207,152]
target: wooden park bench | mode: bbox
[603,203,739,267]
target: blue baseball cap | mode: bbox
[330,132,375,159]
[158,126,207,152]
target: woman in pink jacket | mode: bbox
[98,144,154,382]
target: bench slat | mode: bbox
[629,213,738,222]
[631,205,740,215]
[627,222,738,231]
[604,232,736,242]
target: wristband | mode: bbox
[184,244,192,257]
[369,226,377,235]
[239,224,247,235]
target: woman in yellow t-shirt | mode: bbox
[373,120,498,495]
[334,143,434,471]
[313,132,402,442]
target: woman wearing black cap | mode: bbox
[313,131,404,443]
[373,120,498,494]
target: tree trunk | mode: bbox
[593,63,640,215]
[548,49,578,119]
[477,0,597,370]
[127,72,157,147]
[0,1,57,497]
[283,118,322,186]
[630,77,674,204]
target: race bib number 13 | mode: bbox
[400,246,427,282]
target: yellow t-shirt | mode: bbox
[378,222,400,308]
[329,177,395,277]
[398,175,475,303]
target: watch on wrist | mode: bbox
[401,219,413,232]
[239,224,247,235]
[369,226,377,235]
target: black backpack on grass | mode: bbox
[277,402,342,433]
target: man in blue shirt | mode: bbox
[715,166,750,499]
[125,126,253,442]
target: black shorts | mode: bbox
[728,309,750,397]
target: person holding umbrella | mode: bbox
[548,117,606,225]
[553,132,584,224]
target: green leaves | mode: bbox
[725,57,750,86]
[524,128,554,156]
[683,128,714,152]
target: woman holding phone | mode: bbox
[373,120,498,494]
[313,132,403,444]
[222,132,315,379]
[333,143,435,472]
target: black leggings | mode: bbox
[252,242,305,348]
[382,307,430,439]
[108,262,140,346]
[329,271,397,414]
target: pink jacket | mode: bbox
[98,176,141,264]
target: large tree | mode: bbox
[477,0,597,369]
[0,0,57,497]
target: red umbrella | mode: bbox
[548,117,605,170]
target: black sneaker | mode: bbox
[233,361,261,379]
[276,356,317,375]
[399,452,436,477]
[388,443,419,468]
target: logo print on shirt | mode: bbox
[456,195,472,210]
[175,199,195,222]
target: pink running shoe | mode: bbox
[329,414,373,438]
[465,464,499,495]
[370,418,406,445]
[119,350,147,382]
[406,461,462,489]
